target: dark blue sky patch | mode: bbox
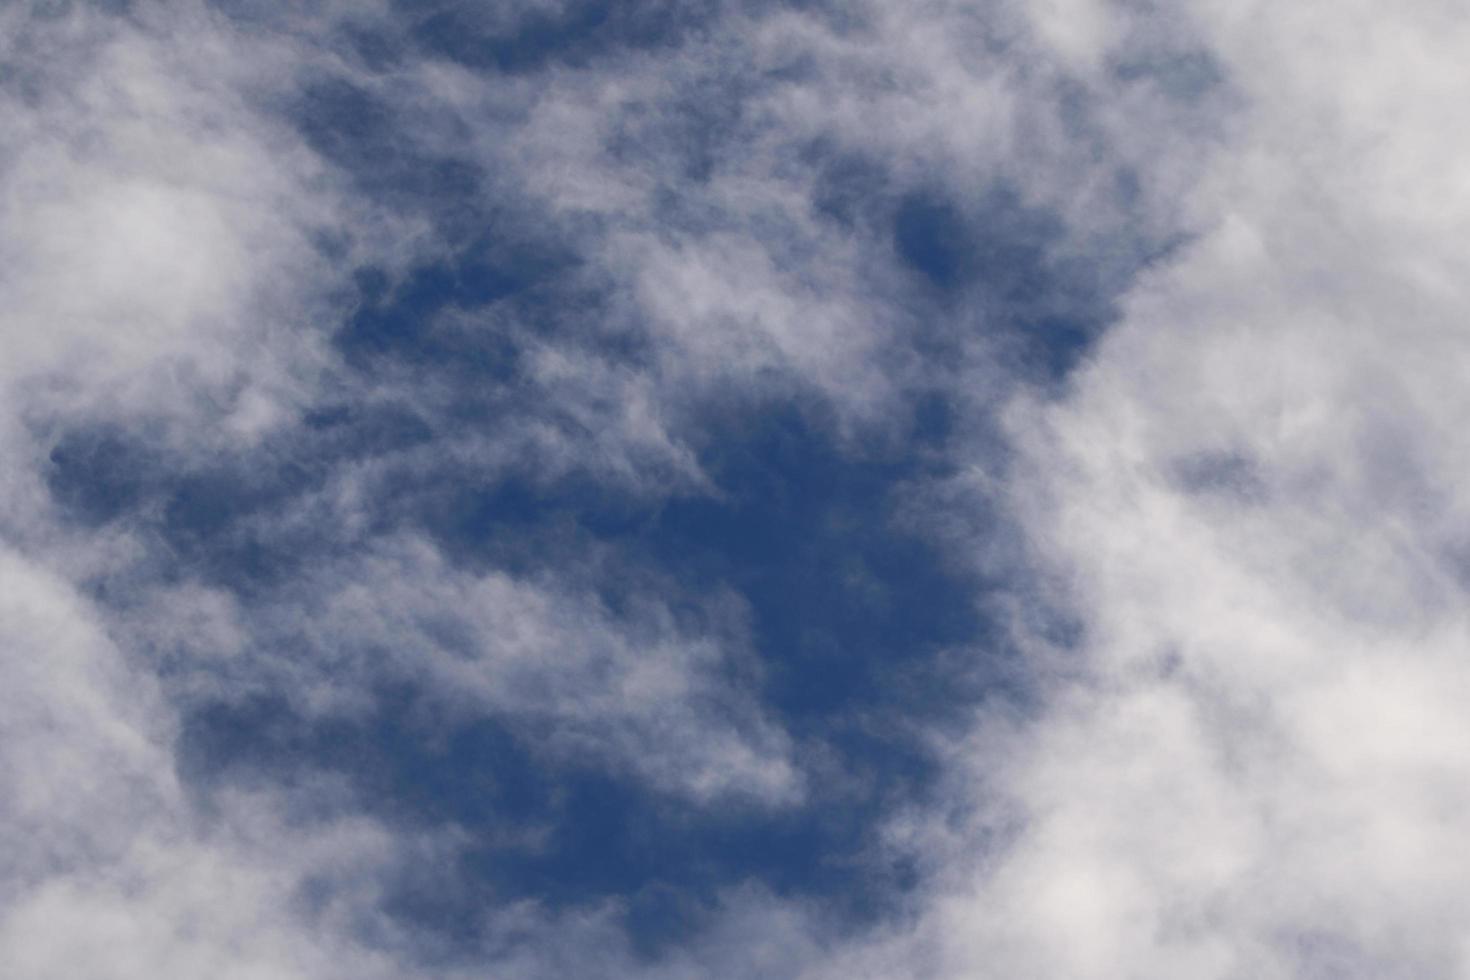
[44,426,328,608]
[909,390,956,449]
[45,414,403,596]
[649,405,985,720]
[293,76,481,223]
[332,204,651,394]
[415,394,1007,834]
[790,140,1136,384]
[361,382,1005,738]
[150,385,999,962]
[1014,314,1106,378]
[48,427,344,594]
[47,428,158,527]
[419,473,651,583]
[892,184,1097,378]
[893,184,1064,304]
[894,191,975,294]
[340,254,536,377]
[398,0,719,75]
[396,392,992,714]
[889,179,1176,381]
[155,464,331,591]
[300,400,438,459]
[177,681,930,961]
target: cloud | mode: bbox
[204,533,805,806]
[0,544,412,979]
[850,2,1470,977]
[0,4,346,443]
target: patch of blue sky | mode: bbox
[178,684,925,961]
[134,382,991,949]
[400,0,716,75]
[51,363,1018,955]
[293,76,485,227]
[27,0,1205,970]
[46,151,1134,974]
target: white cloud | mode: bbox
[0,7,473,976]
[0,4,345,444]
[409,0,1199,442]
[237,534,804,806]
[858,2,1470,977]
[0,546,411,979]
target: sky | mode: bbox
[4,1,1470,977]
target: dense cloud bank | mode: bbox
[2,1,1464,977]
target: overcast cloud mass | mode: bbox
[3,0,1468,977]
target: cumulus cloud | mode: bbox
[0,4,344,438]
[860,2,1470,978]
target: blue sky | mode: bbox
[5,1,1469,978]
